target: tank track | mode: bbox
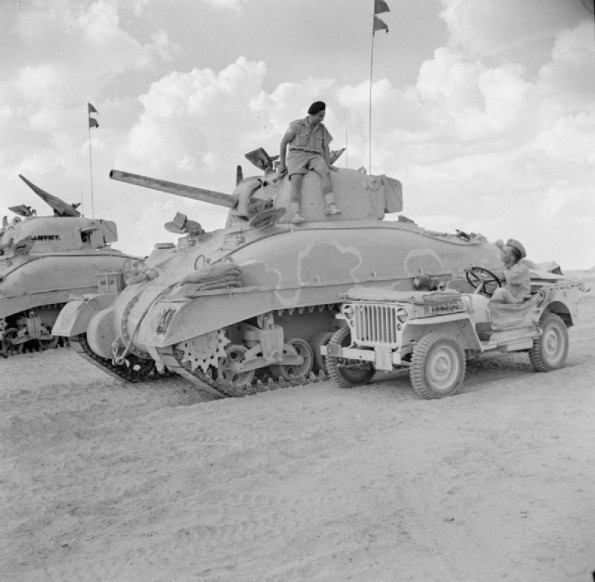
[70,334,159,384]
[195,367,329,398]
[157,344,330,399]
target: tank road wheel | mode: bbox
[270,338,314,382]
[326,326,375,389]
[217,344,256,395]
[1,328,23,357]
[529,312,568,372]
[310,331,334,374]
[409,332,465,399]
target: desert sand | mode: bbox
[2,272,595,582]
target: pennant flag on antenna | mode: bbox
[88,102,99,128]
[373,16,389,34]
[374,0,390,15]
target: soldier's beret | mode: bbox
[308,101,326,115]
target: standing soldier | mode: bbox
[278,101,341,224]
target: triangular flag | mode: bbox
[374,0,390,15]
[373,16,389,34]
[89,117,99,129]
[88,102,98,114]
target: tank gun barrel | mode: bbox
[109,170,235,209]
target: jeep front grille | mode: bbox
[353,303,399,345]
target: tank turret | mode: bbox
[0,176,140,356]
[53,148,503,392]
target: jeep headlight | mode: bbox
[395,307,409,324]
[342,304,355,322]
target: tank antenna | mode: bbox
[87,102,99,218]
[345,125,349,167]
[581,0,595,46]
[369,0,391,174]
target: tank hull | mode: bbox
[136,222,499,346]
[53,165,502,393]
[0,178,139,356]
[0,250,136,354]
[57,218,501,390]
[0,251,131,316]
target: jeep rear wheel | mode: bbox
[326,326,375,389]
[410,332,465,399]
[529,312,568,372]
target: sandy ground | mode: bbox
[1,273,595,582]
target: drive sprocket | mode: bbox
[178,329,229,373]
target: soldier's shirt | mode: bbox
[503,261,531,298]
[286,118,333,155]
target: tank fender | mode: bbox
[402,314,481,351]
[52,294,117,337]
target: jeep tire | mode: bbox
[410,332,466,399]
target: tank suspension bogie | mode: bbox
[270,338,314,381]
[161,303,343,396]
[0,304,65,356]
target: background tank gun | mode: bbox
[53,146,503,393]
[0,175,140,356]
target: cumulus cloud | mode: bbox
[115,57,269,177]
[1,1,593,269]
[440,0,587,58]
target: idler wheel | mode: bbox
[270,338,313,381]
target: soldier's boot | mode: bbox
[324,193,342,216]
[290,201,304,224]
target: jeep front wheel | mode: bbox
[529,312,568,372]
[410,332,466,399]
[326,326,375,389]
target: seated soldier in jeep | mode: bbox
[491,238,531,304]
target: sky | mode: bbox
[1,0,594,269]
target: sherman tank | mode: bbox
[0,175,139,356]
[52,148,503,395]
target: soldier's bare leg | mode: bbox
[289,174,304,224]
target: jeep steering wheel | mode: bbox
[466,267,502,297]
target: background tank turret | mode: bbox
[53,149,502,393]
[0,175,140,356]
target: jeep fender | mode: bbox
[402,314,482,351]
[51,294,118,337]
